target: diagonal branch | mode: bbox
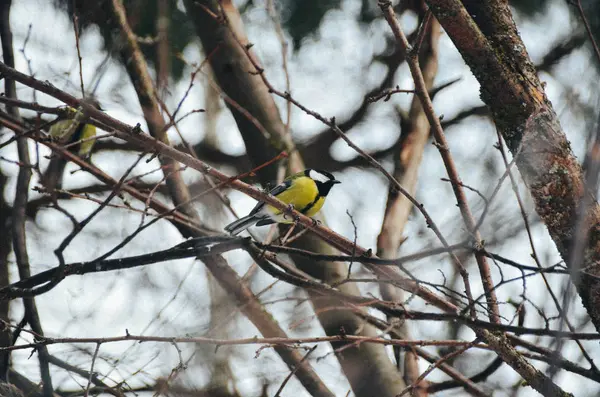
[376,10,441,396]
[379,0,497,324]
[182,1,414,395]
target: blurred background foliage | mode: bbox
[52,0,599,86]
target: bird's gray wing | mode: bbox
[248,179,291,216]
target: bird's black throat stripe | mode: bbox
[300,194,322,214]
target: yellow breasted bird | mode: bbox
[225,169,341,235]
[42,99,101,193]
[48,99,101,159]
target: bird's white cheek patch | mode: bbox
[309,170,331,183]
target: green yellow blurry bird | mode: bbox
[224,169,341,235]
[42,99,102,193]
[48,99,101,159]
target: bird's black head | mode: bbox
[304,169,341,196]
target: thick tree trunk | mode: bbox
[426,0,600,331]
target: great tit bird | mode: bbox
[42,99,102,193]
[49,119,97,159]
[225,169,341,235]
[48,99,101,159]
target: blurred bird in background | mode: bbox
[41,98,102,193]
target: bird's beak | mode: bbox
[332,180,341,184]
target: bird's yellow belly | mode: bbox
[303,196,325,217]
[265,187,325,223]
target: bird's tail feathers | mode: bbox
[224,215,261,235]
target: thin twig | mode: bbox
[71,4,85,98]
[83,343,101,397]
[274,345,318,397]
[345,210,358,278]
[569,0,600,66]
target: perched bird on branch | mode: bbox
[41,98,102,193]
[225,169,341,235]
